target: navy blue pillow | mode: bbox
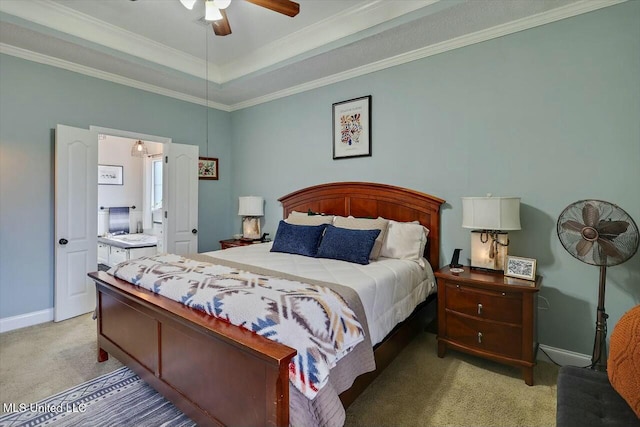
[270,220,327,257]
[316,225,381,265]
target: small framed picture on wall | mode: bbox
[332,95,372,159]
[198,157,219,180]
[98,164,123,185]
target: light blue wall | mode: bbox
[1,2,638,355]
[230,2,640,354]
[0,55,233,318]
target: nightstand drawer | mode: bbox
[444,282,522,324]
[436,266,541,385]
[446,313,522,359]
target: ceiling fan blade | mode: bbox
[561,220,585,233]
[582,203,599,227]
[212,9,232,36]
[245,0,300,17]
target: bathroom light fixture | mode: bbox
[238,196,264,240]
[205,0,223,20]
[131,140,149,158]
[462,195,521,271]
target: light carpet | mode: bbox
[0,312,558,426]
[344,333,558,426]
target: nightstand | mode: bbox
[219,239,254,249]
[435,266,541,385]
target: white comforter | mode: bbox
[204,242,436,345]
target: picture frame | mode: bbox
[332,95,372,159]
[98,164,123,185]
[505,256,537,281]
[198,157,219,180]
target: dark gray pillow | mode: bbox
[316,225,381,265]
[270,220,327,257]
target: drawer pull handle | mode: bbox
[502,292,506,296]
[477,303,483,315]
[478,332,483,343]
[456,285,460,289]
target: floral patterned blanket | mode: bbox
[107,254,365,399]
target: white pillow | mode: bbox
[380,220,429,262]
[285,211,334,226]
[332,216,389,260]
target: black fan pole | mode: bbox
[591,265,608,371]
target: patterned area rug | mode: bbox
[0,367,194,426]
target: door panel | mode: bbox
[164,143,198,255]
[55,125,98,321]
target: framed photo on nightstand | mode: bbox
[505,256,537,281]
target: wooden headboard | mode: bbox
[278,182,445,269]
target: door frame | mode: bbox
[89,126,172,145]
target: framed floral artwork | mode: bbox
[332,95,371,159]
[198,157,218,180]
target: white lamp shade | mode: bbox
[238,196,264,216]
[462,197,521,230]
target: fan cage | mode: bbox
[557,199,639,267]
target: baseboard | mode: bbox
[0,308,53,333]
[538,344,591,367]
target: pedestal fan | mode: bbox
[557,200,639,370]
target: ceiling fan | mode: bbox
[179,0,300,36]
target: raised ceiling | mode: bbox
[0,0,624,110]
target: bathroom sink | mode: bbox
[108,234,157,244]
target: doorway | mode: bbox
[54,125,199,322]
[96,134,163,270]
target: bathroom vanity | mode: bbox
[97,234,158,267]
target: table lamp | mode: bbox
[238,196,264,240]
[461,195,521,271]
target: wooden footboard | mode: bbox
[90,182,444,426]
[91,271,296,427]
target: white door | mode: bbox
[164,143,198,255]
[54,125,98,321]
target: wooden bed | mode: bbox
[89,182,444,427]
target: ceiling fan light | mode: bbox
[179,0,197,10]
[205,1,223,20]
[212,0,231,10]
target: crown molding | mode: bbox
[0,43,231,112]
[0,0,436,85]
[228,0,626,111]
[1,0,625,113]
[0,0,219,81]
[218,0,439,83]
